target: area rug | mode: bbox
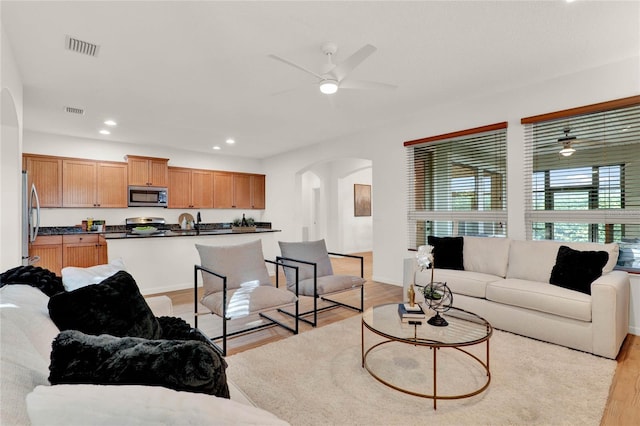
[225,315,616,425]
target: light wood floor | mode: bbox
[159,252,640,424]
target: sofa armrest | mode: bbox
[591,270,630,358]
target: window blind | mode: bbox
[405,123,508,250]
[522,96,640,272]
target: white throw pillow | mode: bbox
[61,258,126,291]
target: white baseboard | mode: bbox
[628,325,640,336]
[371,275,401,286]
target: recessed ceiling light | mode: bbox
[226,138,235,145]
[99,129,110,135]
[212,146,221,150]
[104,120,117,126]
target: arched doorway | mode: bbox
[297,158,372,253]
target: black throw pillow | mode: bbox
[48,270,161,339]
[549,245,609,295]
[0,265,65,297]
[49,330,230,398]
[427,236,464,270]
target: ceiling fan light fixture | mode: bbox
[559,141,576,157]
[319,79,338,95]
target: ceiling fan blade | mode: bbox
[339,79,398,90]
[331,44,377,81]
[268,54,324,80]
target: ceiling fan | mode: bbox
[268,42,397,95]
[558,127,577,157]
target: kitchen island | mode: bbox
[38,224,281,295]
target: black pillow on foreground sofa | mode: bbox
[48,270,162,339]
[49,330,230,398]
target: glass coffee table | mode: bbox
[361,303,492,409]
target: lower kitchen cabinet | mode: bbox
[29,235,63,276]
[30,234,108,276]
[63,234,108,268]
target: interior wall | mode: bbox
[0,26,24,271]
[338,167,372,254]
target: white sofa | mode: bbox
[0,284,288,426]
[403,237,630,359]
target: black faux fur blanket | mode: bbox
[49,330,230,398]
[0,265,65,297]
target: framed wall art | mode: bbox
[354,184,371,217]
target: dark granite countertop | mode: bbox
[38,223,279,239]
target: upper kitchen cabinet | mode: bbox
[213,171,233,208]
[250,174,266,209]
[63,159,127,207]
[213,172,265,209]
[23,154,63,207]
[168,167,213,208]
[126,155,169,187]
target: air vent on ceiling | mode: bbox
[65,35,100,57]
[64,106,85,115]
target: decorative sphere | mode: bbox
[422,282,453,314]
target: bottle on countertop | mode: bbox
[241,213,249,227]
[181,217,187,230]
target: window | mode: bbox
[405,122,507,250]
[523,97,640,272]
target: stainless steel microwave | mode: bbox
[127,186,168,207]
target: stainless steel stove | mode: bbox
[125,217,169,233]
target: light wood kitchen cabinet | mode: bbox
[213,172,265,209]
[63,159,127,207]
[23,154,63,207]
[213,172,234,208]
[63,234,108,268]
[29,235,63,276]
[126,155,169,187]
[168,167,213,208]
[233,173,252,208]
[250,174,266,209]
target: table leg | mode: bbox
[433,347,437,410]
[361,319,364,368]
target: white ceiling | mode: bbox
[2,1,639,159]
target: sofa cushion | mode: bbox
[486,278,592,322]
[0,285,61,426]
[48,271,161,339]
[26,384,289,426]
[49,330,229,397]
[61,258,126,291]
[550,245,609,295]
[415,268,497,299]
[427,236,464,270]
[507,240,619,283]
[463,236,511,277]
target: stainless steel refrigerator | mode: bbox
[21,171,40,266]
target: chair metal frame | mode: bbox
[194,259,299,356]
[276,252,364,327]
